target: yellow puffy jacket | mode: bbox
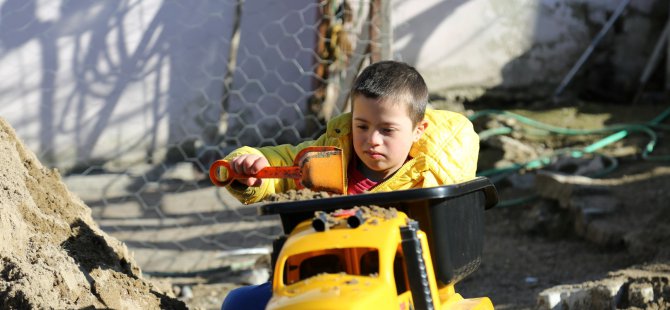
[224,109,479,204]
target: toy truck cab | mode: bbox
[259,177,498,310]
[270,210,425,309]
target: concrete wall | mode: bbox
[0,0,666,168]
[393,0,666,100]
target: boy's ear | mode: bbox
[413,119,428,142]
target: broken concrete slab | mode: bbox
[569,195,619,215]
[575,217,627,247]
[519,200,572,239]
[537,278,626,310]
[534,171,613,209]
[537,265,670,310]
[531,171,627,247]
[628,282,655,308]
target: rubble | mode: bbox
[537,264,670,310]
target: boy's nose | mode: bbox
[368,130,383,145]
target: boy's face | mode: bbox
[352,96,427,181]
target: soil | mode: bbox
[265,188,341,201]
[200,102,670,310]
[0,118,186,309]
[2,102,669,310]
[453,102,670,309]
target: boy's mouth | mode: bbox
[365,150,384,160]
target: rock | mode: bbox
[519,200,571,239]
[537,278,626,310]
[538,266,670,310]
[534,171,612,209]
[628,282,654,308]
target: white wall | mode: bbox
[0,0,315,168]
[0,0,665,168]
[392,0,662,98]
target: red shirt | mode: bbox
[347,156,378,195]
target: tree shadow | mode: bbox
[0,0,233,170]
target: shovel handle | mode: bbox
[209,160,301,187]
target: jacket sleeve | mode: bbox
[222,136,331,204]
[409,109,479,186]
[443,116,479,183]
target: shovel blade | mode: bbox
[296,147,344,194]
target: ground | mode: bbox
[165,102,670,309]
[4,102,666,309]
[455,101,670,309]
[458,161,670,309]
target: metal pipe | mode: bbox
[553,0,631,98]
[634,18,670,104]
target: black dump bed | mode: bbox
[259,177,498,285]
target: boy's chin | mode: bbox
[360,158,384,169]
[362,162,394,176]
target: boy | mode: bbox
[221,60,479,309]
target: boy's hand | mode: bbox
[229,154,270,187]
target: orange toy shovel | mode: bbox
[209,146,344,194]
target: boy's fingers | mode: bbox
[229,155,267,184]
[231,155,258,175]
[239,177,262,187]
[230,157,246,175]
[249,157,269,174]
[241,156,258,175]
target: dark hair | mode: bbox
[350,60,428,126]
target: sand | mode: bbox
[0,118,185,309]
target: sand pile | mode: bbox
[0,118,186,309]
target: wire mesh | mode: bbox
[0,0,388,274]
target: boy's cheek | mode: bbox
[351,134,363,146]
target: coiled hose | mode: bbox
[469,106,670,207]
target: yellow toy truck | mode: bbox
[258,177,499,310]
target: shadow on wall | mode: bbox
[392,0,468,66]
[0,0,231,168]
[472,0,669,106]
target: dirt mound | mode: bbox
[0,118,185,309]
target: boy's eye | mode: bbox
[356,125,368,130]
[381,128,395,134]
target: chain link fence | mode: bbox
[0,0,389,274]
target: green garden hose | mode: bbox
[470,106,670,207]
